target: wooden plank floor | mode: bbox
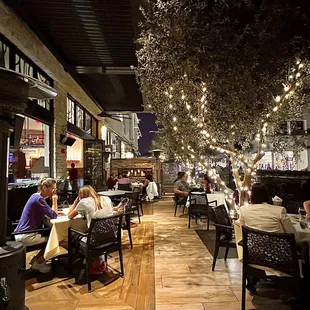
[25,196,290,310]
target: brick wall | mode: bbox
[53,83,67,178]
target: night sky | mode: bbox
[138,113,157,156]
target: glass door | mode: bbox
[84,139,104,190]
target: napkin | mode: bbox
[272,196,283,202]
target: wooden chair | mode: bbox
[68,214,124,292]
[188,192,217,230]
[211,204,236,271]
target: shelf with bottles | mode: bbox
[118,168,153,178]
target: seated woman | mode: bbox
[68,185,113,274]
[68,185,112,225]
[14,178,58,273]
[239,182,297,292]
[239,182,296,234]
[203,174,212,194]
[142,174,153,196]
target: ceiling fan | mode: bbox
[98,111,131,121]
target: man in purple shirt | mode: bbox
[15,178,58,273]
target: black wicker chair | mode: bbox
[68,214,124,292]
[241,226,305,310]
[125,191,141,224]
[188,192,217,230]
[132,186,144,215]
[173,194,187,216]
[121,198,134,249]
[211,204,236,271]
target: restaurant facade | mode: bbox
[0,5,141,185]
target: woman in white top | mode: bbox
[239,183,296,235]
[68,185,112,226]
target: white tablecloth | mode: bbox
[44,210,87,260]
[189,192,227,209]
[288,214,310,244]
[97,190,131,197]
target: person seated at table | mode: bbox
[174,172,189,203]
[300,180,310,220]
[118,174,131,185]
[239,182,297,293]
[14,178,58,273]
[173,171,183,184]
[239,182,296,234]
[203,174,212,194]
[106,173,117,190]
[68,185,107,225]
[142,174,153,196]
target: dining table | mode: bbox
[288,213,310,243]
[97,190,132,198]
[189,191,228,209]
[44,208,87,260]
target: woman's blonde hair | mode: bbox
[38,178,56,192]
[78,185,102,210]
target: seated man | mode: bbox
[106,173,116,190]
[173,172,189,203]
[14,178,58,273]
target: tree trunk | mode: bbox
[239,172,252,206]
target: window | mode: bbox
[85,112,91,133]
[16,116,51,179]
[67,97,75,124]
[15,54,34,76]
[0,40,10,69]
[67,95,98,138]
[91,117,98,137]
[76,105,84,129]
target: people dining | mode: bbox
[68,185,110,225]
[14,178,58,273]
[203,174,212,193]
[238,182,298,293]
[142,174,153,195]
[174,172,189,202]
[118,174,131,185]
[106,173,117,190]
[173,171,183,184]
[239,182,296,235]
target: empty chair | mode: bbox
[188,192,217,230]
[125,191,141,223]
[211,204,236,271]
[173,194,187,216]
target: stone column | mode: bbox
[53,83,67,179]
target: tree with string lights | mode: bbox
[137,0,310,206]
